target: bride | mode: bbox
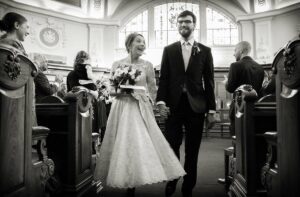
[94,33,185,196]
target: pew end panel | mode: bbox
[275,36,300,197]
[0,45,43,197]
[36,91,98,196]
[261,132,279,197]
[229,85,277,197]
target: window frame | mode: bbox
[117,1,240,49]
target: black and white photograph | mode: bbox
[0,0,300,197]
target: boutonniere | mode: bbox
[192,45,201,56]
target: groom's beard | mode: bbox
[179,27,193,38]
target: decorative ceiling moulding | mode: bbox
[52,0,82,8]
[0,0,119,26]
[236,2,300,21]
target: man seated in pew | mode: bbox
[32,53,59,103]
[224,41,264,136]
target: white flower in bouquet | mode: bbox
[111,64,142,88]
[123,66,129,74]
[96,77,111,102]
[135,75,141,82]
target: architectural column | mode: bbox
[148,6,155,48]
[253,17,273,63]
[199,0,207,44]
[238,20,255,57]
[88,24,104,67]
[103,25,118,67]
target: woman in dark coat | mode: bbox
[67,51,101,133]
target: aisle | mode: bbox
[100,137,231,197]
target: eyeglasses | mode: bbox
[177,20,193,25]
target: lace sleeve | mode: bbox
[146,61,157,104]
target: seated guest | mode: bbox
[67,51,99,132]
[225,41,264,136]
[33,54,59,103]
[57,83,67,99]
[67,51,98,99]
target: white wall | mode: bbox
[0,2,118,68]
[0,5,89,66]
[272,9,300,54]
[237,6,300,63]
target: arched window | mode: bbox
[154,2,200,48]
[117,2,239,67]
[206,7,238,46]
[119,10,148,48]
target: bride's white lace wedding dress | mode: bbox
[94,58,185,188]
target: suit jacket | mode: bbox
[34,71,58,102]
[226,56,264,94]
[156,41,216,113]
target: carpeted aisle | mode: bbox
[100,137,231,197]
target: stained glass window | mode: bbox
[154,3,200,48]
[206,7,238,46]
[119,10,148,48]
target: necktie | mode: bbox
[182,42,191,71]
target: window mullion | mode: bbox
[148,6,155,48]
[199,0,207,44]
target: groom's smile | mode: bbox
[177,15,195,38]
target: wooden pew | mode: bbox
[31,126,55,197]
[229,85,276,197]
[0,45,53,197]
[275,35,300,197]
[261,131,278,197]
[36,90,100,196]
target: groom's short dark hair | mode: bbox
[177,10,196,23]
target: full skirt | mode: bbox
[94,94,185,188]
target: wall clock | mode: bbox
[39,27,60,47]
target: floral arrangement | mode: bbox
[111,64,142,88]
[96,77,112,104]
[192,45,201,56]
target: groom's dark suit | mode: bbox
[157,41,216,194]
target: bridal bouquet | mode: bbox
[111,64,142,90]
[96,77,112,104]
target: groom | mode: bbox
[156,10,216,197]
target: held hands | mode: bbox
[157,103,170,120]
[222,75,228,84]
[205,113,217,130]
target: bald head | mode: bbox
[234,41,251,61]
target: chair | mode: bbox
[216,109,230,137]
[206,108,230,137]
